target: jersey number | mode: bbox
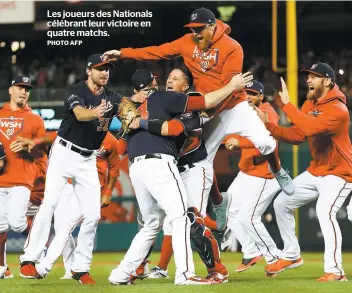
[97,118,110,131]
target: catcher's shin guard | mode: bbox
[187,208,226,273]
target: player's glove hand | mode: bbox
[117,97,141,135]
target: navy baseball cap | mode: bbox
[245,80,264,94]
[87,54,115,69]
[184,7,216,27]
[301,62,335,82]
[10,76,34,89]
[131,69,156,90]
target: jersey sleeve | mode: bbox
[107,139,120,178]
[120,36,184,60]
[67,88,85,111]
[174,112,202,133]
[221,44,243,85]
[34,117,47,139]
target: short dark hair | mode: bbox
[176,67,193,88]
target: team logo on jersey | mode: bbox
[192,46,219,72]
[308,110,322,117]
[0,117,24,140]
[104,101,113,113]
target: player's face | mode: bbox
[166,69,189,93]
[89,66,110,86]
[9,85,30,108]
[191,24,215,50]
[306,73,327,100]
[246,91,263,106]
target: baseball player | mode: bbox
[257,63,352,282]
[0,76,46,279]
[132,68,228,282]
[102,8,294,222]
[224,81,282,275]
[19,54,127,284]
[19,131,122,280]
[108,68,252,285]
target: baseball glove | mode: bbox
[117,97,140,136]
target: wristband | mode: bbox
[139,119,164,135]
[139,118,148,130]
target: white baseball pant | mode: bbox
[203,101,276,164]
[228,171,281,263]
[35,183,82,276]
[111,154,194,285]
[163,159,213,234]
[274,171,352,275]
[0,186,30,233]
[20,137,101,272]
[347,196,352,222]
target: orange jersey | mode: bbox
[266,85,352,182]
[226,102,280,179]
[97,132,121,188]
[120,19,246,117]
[30,153,48,205]
[0,103,46,189]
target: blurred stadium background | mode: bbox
[0,0,351,254]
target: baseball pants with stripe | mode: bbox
[274,171,352,274]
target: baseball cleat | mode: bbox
[213,192,232,231]
[273,168,295,196]
[236,255,263,272]
[20,261,41,279]
[71,271,96,285]
[109,268,134,285]
[176,275,211,285]
[60,271,72,280]
[147,266,169,279]
[266,272,278,278]
[0,266,7,279]
[264,257,303,274]
[5,267,14,279]
[206,272,228,283]
[316,273,348,282]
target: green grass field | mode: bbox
[2,252,352,293]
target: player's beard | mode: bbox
[194,35,212,50]
[93,75,108,87]
[15,97,27,108]
[307,84,324,101]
